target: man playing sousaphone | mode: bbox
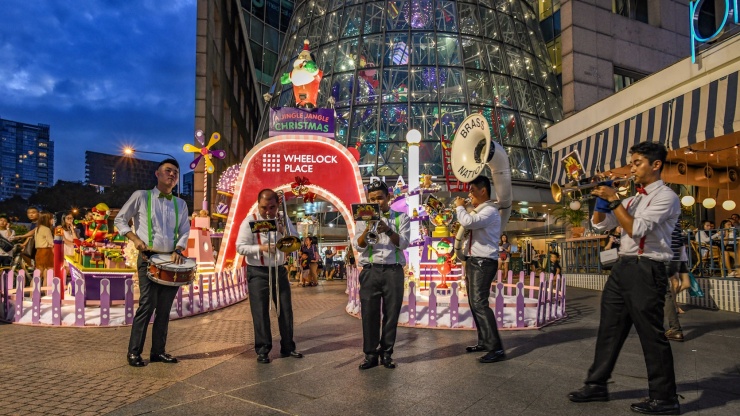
[115,158,190,367]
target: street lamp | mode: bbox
[122,147,180,196]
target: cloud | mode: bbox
[0,0,198,181]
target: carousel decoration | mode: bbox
[214,163,241,219]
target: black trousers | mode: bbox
[247,265,295,354]
[359,264,404,357]
[128,255,179,356]
[585,256,677,400]
[465,257,504,352]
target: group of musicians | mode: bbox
[120,141,679,415]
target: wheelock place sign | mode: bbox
[690,0,739,63]
[261,153,338,173]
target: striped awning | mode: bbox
[551,70,740,185]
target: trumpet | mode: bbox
[449,197,471,209]
[366,221,380,245]
[551,176,635,203]
[276,190,301,253]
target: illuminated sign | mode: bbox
[690,0,739,63]
[269,107,335,138]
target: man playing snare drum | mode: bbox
[115,158,190,367]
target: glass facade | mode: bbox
[0,118,55,200]
[263,0,562,183]
[241,0,296,95]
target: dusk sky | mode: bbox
[0,0,198,182]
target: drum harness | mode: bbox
[144,190,182,263]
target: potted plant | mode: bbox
[553,203,588,238]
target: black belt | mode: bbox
[619,256,669,265]
[467,256,497,262]
[248,265,284,271]
[362,264,403,269]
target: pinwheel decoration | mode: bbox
[183,130,226,174]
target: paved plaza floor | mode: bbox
[0,281,738,416]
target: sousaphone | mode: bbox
[450,114,513,259]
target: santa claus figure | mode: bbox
[280,39,323,109]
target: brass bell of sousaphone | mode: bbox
[450,114,513,259]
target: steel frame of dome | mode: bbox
[261,0,563,185]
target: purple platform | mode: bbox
[68,262,132,302]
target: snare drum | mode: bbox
[147,253,197,286]
[0,235,13,253]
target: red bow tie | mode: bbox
[636,186,647,195]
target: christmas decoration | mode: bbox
[183,130,226,174]
[280,39,323,109]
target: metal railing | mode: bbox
[548,227,740,278]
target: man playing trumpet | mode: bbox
[236,189,302,364]
[354,180,410,370]
[568,142,680,415]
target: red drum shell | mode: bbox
[146,254,196,286]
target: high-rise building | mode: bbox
[84,151,159,189]
[242,0,297,95]
[538,1,689,117]
[195,0,265,210]
[0,118,55,200]
[182,171,195,196]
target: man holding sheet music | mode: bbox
[236,189,302,364]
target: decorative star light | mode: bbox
[183,130,226,174]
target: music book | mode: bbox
[424,194,444,217]
[249,219,277,233]
[561,150,586,183]
[351,203,380,221]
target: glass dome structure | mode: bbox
[262,0,562,184]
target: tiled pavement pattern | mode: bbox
[1,280,739,415]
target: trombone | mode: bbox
[551,176,634,203]
[276,190,301,253]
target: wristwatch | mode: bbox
[174,248,183,256]
[385,229,394,237]
[607,199,622,211]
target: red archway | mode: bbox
[216,134,365,271]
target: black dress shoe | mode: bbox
[630,397,680,415]
[478,350,506,363]
[150,353,178,364]
[358,356,379,370]
[380,355,396,369]
[127,354,146,367]
[465,345,486,353]
[280,350,304,358]
[257,353,271,364]
[568,384,609,402]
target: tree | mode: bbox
[0,195,30,221]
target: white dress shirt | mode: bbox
[236,212,295,267]
[353,209,410,266]
[591,180,679,262]
[114,188,190,253]
[455,201,501,259]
